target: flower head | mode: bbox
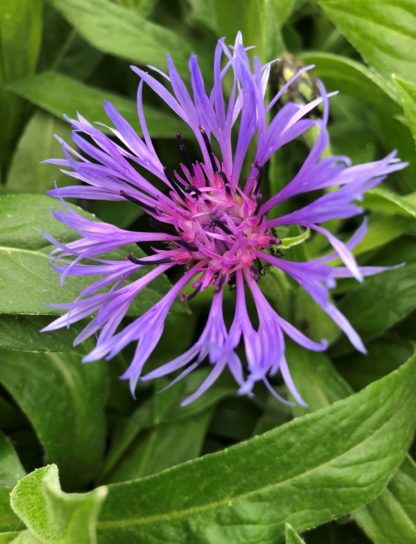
[44,34,406,406]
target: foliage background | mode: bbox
[0,0,416,542]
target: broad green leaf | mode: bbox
[0,194,172,316]
[46,0,191,72]
[6,111,71,193]
[95,355,416,543]
[10,465,107,544]
[0,0,42,177]
[0,433,25,488]
[6,72,182,139]
[317,0,416,87]
[395,76,416,146]
[335,264,416,354]
[0,351,109,489]
[0,316,84,353]
[301,52,400,109]
[285,524,306,544]
[354,456,416,544]
[287,343,416,544]
[362,187,416,218]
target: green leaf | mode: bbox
[0,351,109,489]
[10,465,107,544]
[286,343,416,544]
[46,0,191,72]
[0,433,25,488]
[106,411,213,483]
[0,0,42,82]
[94,355,416,543]
[100,368,234,482]
[212,0,289,60]
[354,456,416,544]
[286,343,351,417]
[352,213,412,257]
[362,187,416,218]
[0,316,84,353]
[0,433,25,536]
[0,194,172,316]
[300,52,400,109]
[6,72,182,139]
[280,228,310,250]
[6,111,72,193]
[0,0,42,176]
[336,338,414,391]
[317,0,416,87]
[335,264,416,354]
[285,523,306,544]
[395,76,416,146]
[213,0,270,60]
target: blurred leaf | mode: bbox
[354,456,416,544]
[0,0,41,82]
[395,76,416,146]
[0,433,25,488]
[0,316,83,353]
[185,0,216,30]
[286,343,351,417]
[0,0,42,177]
[7,72,182,139]
[95,356,416,542]
[334,264,416,354]
[0,351,109,489]
[374,112,416,192]
[301,52,399,109]
[285,524,306,544]
[352,213,412,257]
[317,0,416,89]
[213,0,290,60]
[0,434,24,535]
[106,411,212,483]
[362,187,416,218]
[10,465,107,544]
[100,368,235,481]
[47,0,191,72]
[6,111,71,193]
[336,338,414,391]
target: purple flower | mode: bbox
[44,34,406,406]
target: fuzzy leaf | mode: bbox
[10,465,107,544]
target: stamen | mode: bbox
[199,125,218,173]
[128,254,172,265]
[180,284,202,302]
[164,166,185,196]
[120,190,154,212]
[252,162,264,194]
[176,132,195,177]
